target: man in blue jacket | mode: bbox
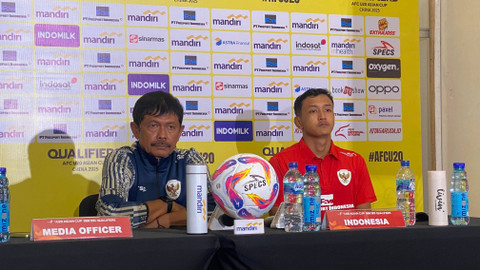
[97,91,208,228]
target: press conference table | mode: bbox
[2,219,480,270]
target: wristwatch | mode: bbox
[160,197,173,213]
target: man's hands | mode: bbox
[142,199,186,228]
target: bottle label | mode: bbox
[284,182,304,195]
[451,192,469,217]
[396,179,415,192]
[0,203,9,233]
[303,196,321,223]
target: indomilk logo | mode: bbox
[265,14,276,24]
[127,10,164,23]
[184,10,196,21]
[96,6,109,17]
[86,125,123,138]
[292,18,323,30]
[213,14,246,26]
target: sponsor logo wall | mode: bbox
[0,0,422,231]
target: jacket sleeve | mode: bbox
[96,148,148,228]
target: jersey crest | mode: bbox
[337,169,351,186]
[166,179,181,200]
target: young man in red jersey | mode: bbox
[269,88,376,217]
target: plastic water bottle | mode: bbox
[303,165,321,231]
[395,160,415,226]
[0,167,10,242]
[283,162,304,232]
[450,162,469,225]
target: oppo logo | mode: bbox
[368,85,399,94]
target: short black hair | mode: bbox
[132,91,184,126]
[294,88,333,116]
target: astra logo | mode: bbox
[184,10,195,21]
[267,102,279,111]
[96,6,109,17]
[4,99,17,109]
[341,18,352,28]
[266,58,277,68]
[343,103,354,112]
[3,50,16,61]
[265,14,276,24]
[97,53,110,63]
[1,2,15,13]
[98,100,112,110]
[186,101,198,110]
[342,61,353,70]
[53,124,67,134]
[185,55,197,66]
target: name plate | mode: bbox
[234,218,264,235]
[323,210,405,230]
[31,217,132,241]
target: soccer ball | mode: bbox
[210,153,279,219]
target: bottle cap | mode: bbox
[0,167,5,174]
[400,160,410,167]
[288,162,298,168]
[305,164,317,171]
[453,162,465,169]
[186,164,207,174]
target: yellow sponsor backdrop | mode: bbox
[0,0,421,232]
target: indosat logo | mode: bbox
[212,14,247,27]
[38,76,78,91]
[182,124,210,137]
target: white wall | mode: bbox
[440,0,480,217]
